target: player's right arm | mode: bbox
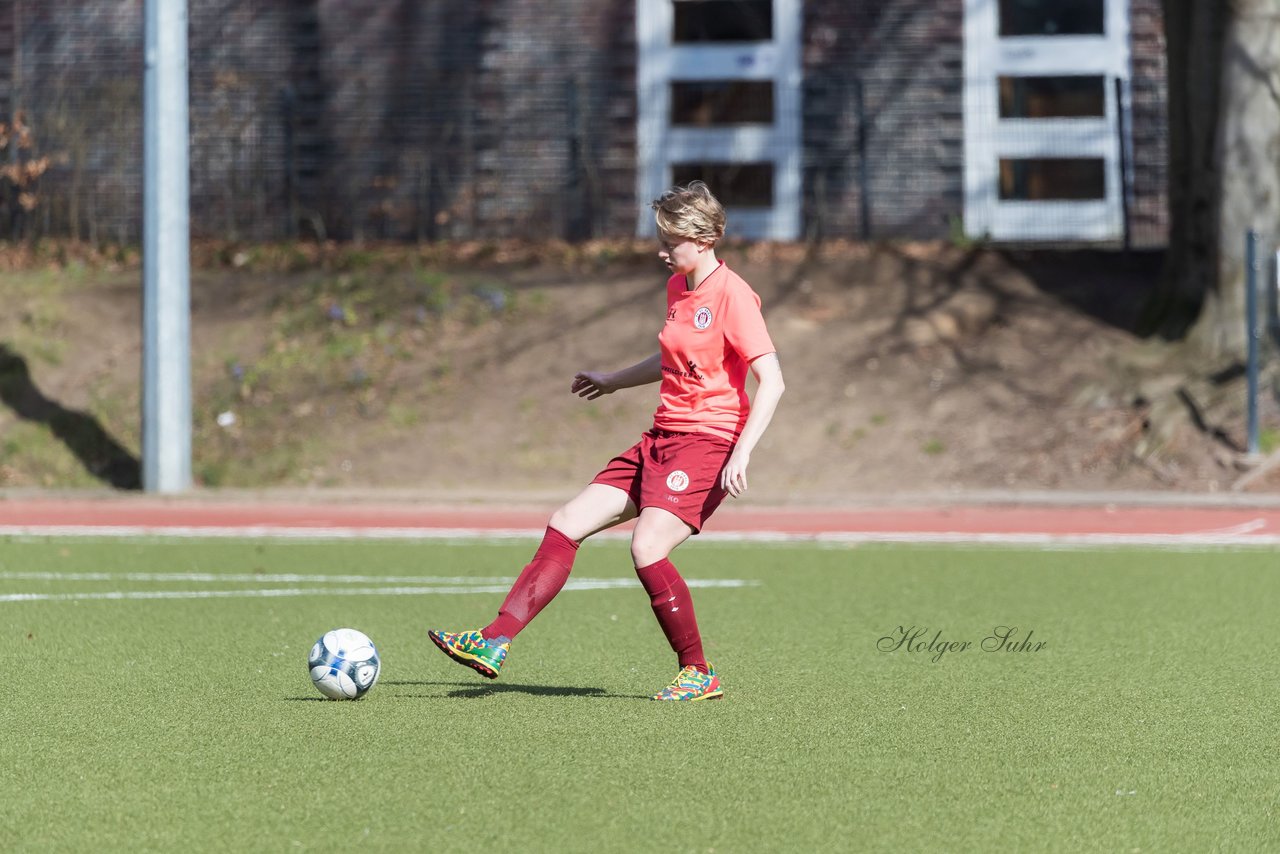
[571,353,663,400]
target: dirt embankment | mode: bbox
[1,240,1276,498]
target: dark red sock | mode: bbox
[482,527,579,640]
[635,558,708,673]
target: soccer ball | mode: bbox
[308,628,381,700]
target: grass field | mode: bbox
[1,535,1277,852]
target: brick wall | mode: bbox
[0,0,639,242]
[0,0,1166,245]
[803,0,966,239]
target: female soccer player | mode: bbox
[428,181,785,701]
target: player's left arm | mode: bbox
[720,352,784,498]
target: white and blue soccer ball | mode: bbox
[308,628,381,700]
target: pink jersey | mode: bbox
[653,261,776,441]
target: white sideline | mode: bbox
[2,523,1280,547]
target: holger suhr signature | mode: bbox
[878,625,1047,663]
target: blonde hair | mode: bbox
[651,181,726,245]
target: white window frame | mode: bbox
[636,0,802,240]
[963,0,1131,242]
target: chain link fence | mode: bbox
[0,0,1168,247]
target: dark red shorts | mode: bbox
[591,428,735,533]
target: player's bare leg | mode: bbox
[629,505,692,567]
[550,483,638,541]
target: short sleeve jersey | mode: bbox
[653,261,776,441]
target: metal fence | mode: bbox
[0,0,1169,247]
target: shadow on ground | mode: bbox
[0,343,141,489]
[999,248,1165,334]
[381,679,646,700]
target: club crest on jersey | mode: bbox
[666,470,690,492]
[693,307,713,330]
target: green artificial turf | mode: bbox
[1,537,1277,852]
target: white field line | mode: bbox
[0,571,518,584]
[0,525,548,540]
[0,574,759,604]
[1196,518,1267,535]
[2,525,1280,548]
[0,585,517,602]
[801,531,1280,547]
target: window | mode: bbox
[965,0,1129,241]
[672,162,775,207]
[670,81,774,126]
[999,158,1106,200]
[673,1,773,42]
[999,76,1106,118]
[998,0,1104,36]
[638,0,800,238]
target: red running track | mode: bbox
[2,496,1280,545]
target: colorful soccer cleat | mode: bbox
[651,664,723,701]
[427,628,510,679]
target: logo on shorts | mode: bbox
[693,307,713,330]
[666,470,690,492]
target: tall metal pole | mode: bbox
[1245,230,1260,456]
[1114,77,1133,253]
[142,0,192,492]
[1273,250,1280,348]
